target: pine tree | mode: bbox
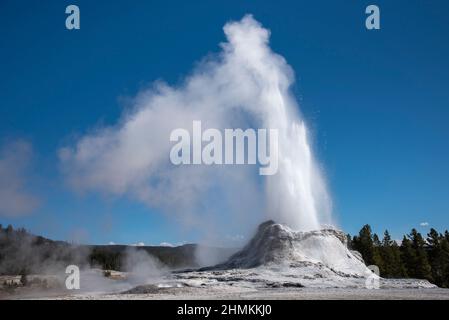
[429,230,449,288]
[373,233,381,246]
[381,230,396,277]
[391,240,407,277]
[377,230,407,278]
[409,229,432,281]
[427,228,444,285]
[439,238,449,287]
[352,225,375,265]
[372,233,384,274]
[400,236,415,277]
[382,230,393,246]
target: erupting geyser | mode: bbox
[61,15,333,234]
[221,15,333,230]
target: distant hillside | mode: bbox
[0,224,234,275]
[87,244,200,271]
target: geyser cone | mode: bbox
[213,220,369,277]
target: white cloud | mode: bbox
[130,242,145,247]
[0,139,40,217]
[420,222,429,227]
[159,242,174,247]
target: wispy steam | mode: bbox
[0,139,40,217]
[123,247,167,285]
[59,15,332,235]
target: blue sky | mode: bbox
[1,0,448,244]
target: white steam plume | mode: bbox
[59,15,332,233]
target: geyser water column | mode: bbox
[263,87,332,231]
[264,88,333,231]
[223,15,333,231]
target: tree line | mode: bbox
[348,225,449,287]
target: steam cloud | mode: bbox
[59,15,333,234]
[0,140,40,217]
